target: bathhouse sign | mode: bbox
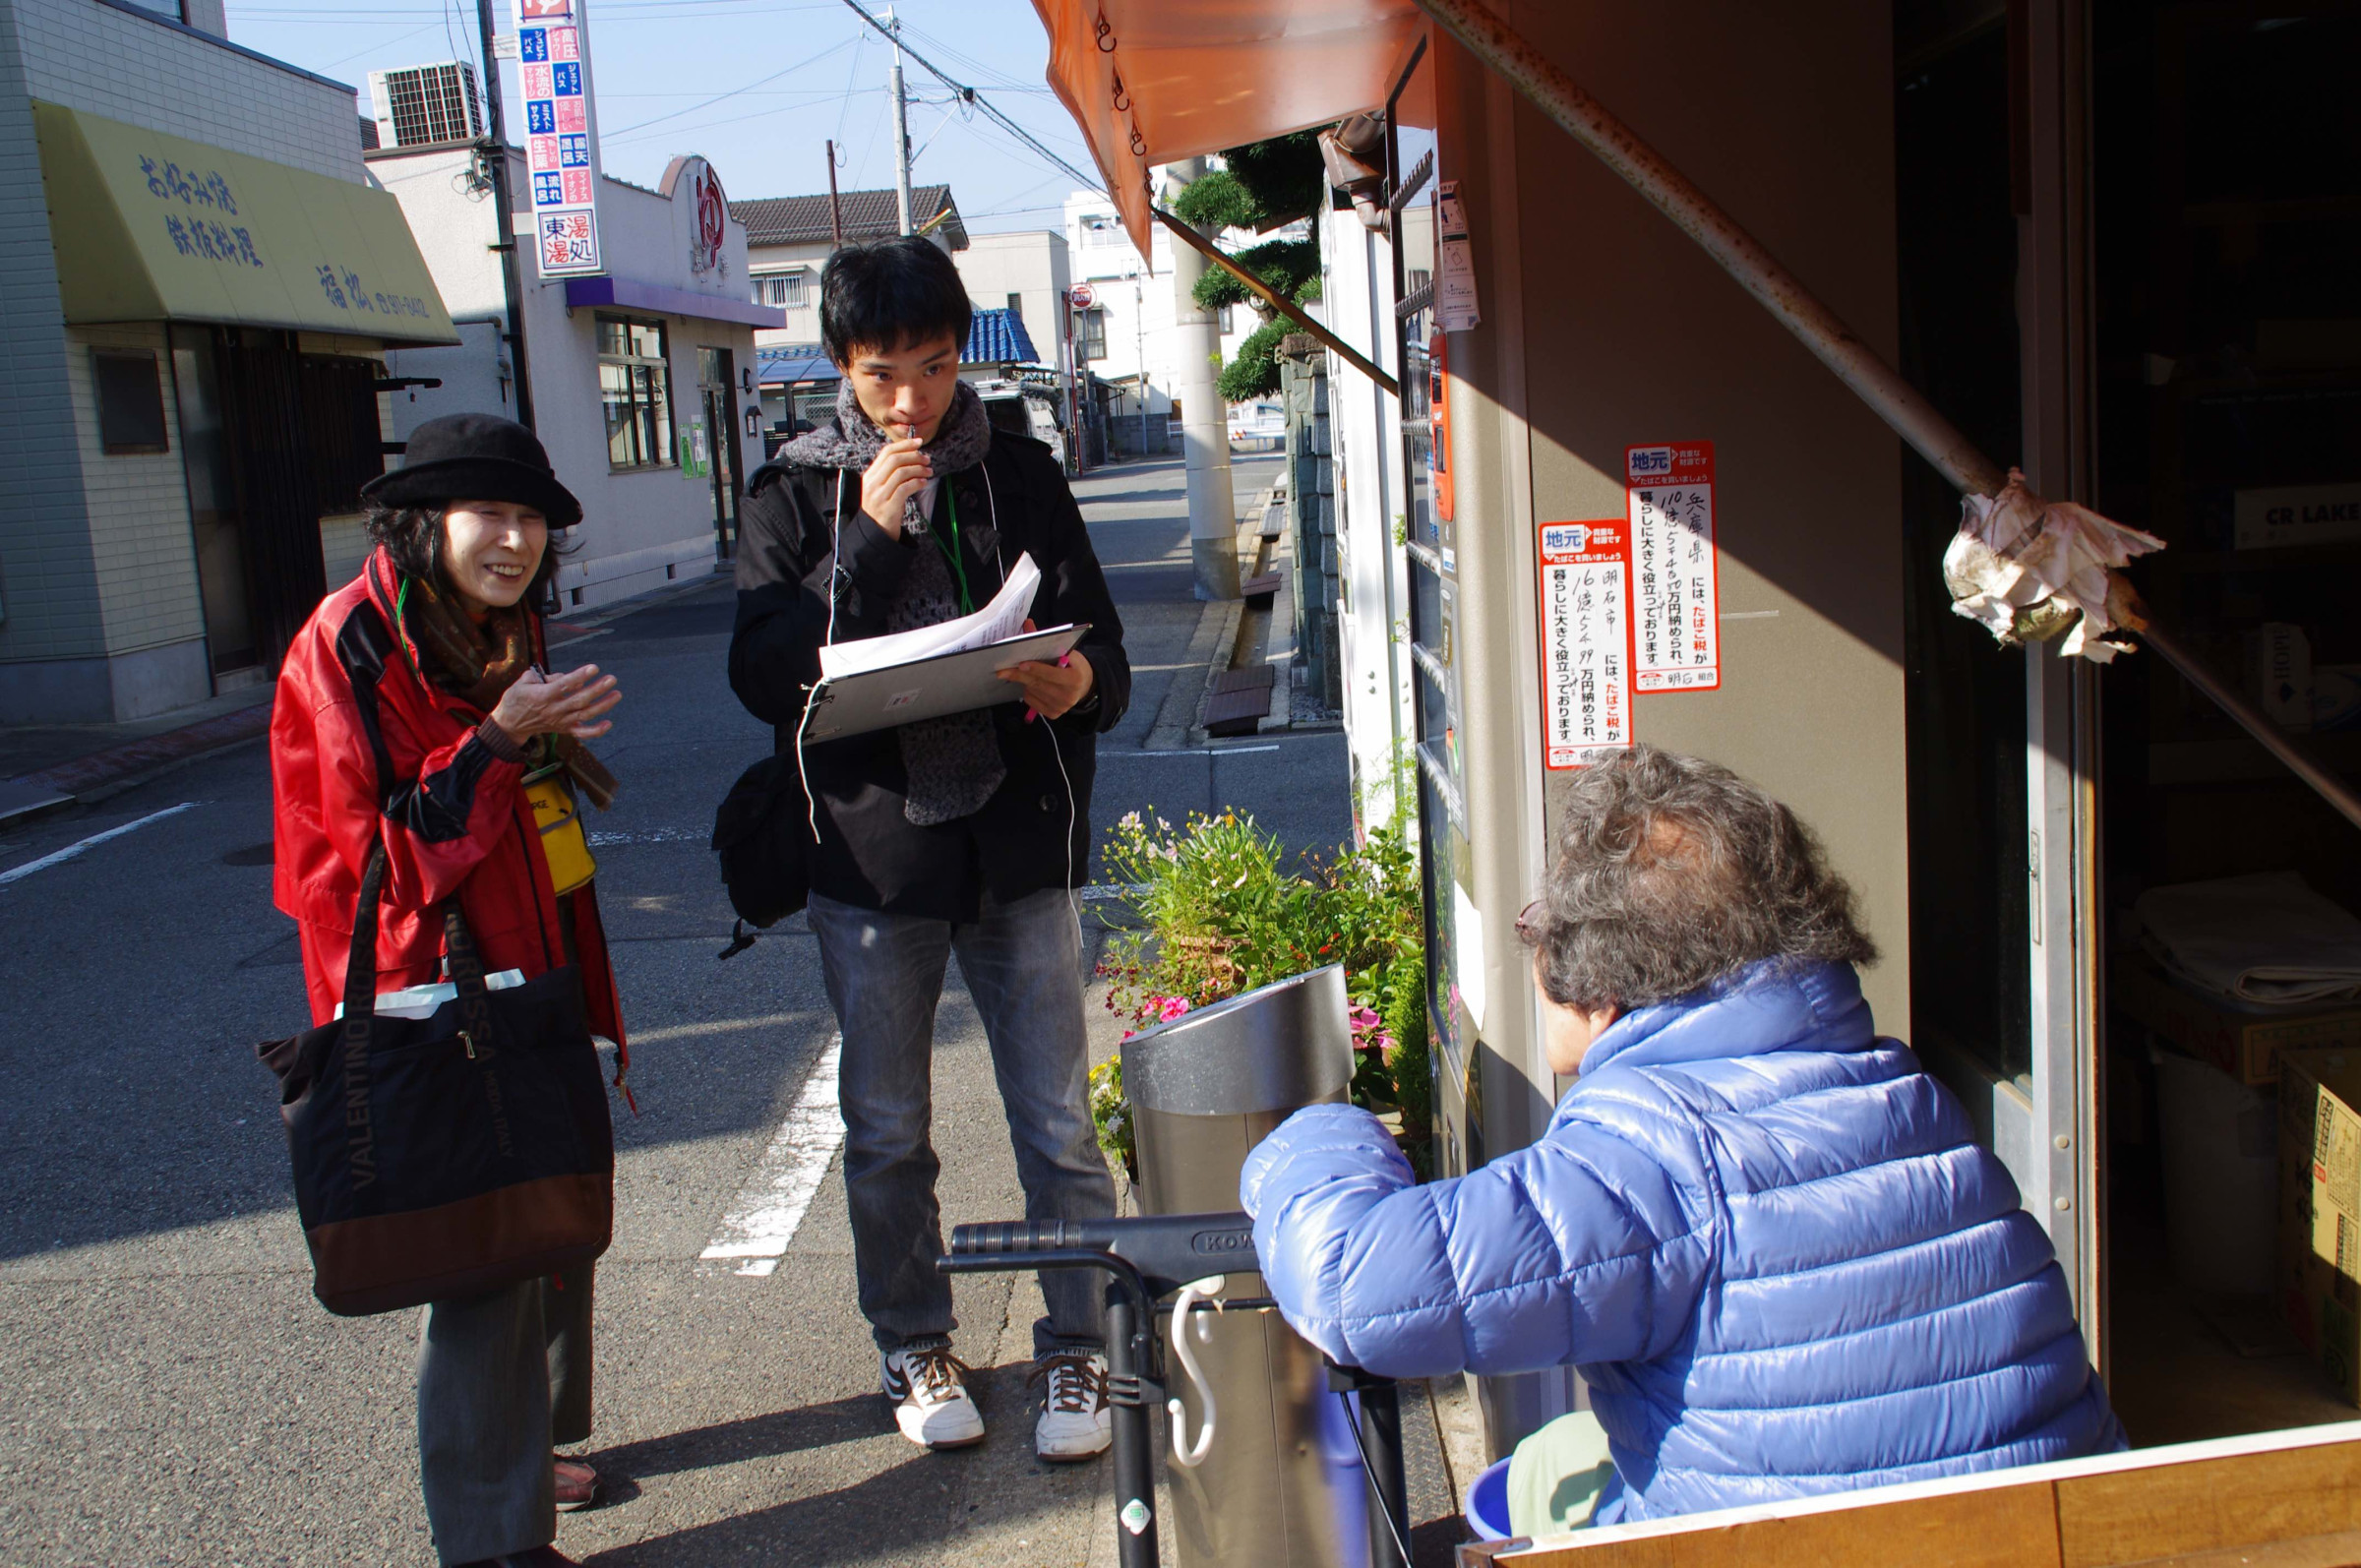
[515,0,605,277]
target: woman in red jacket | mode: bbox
[271,414,624,1568]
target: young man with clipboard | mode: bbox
[728,237,1130,1460]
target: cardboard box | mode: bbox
[2279,1048,2361,1406]
[2112,950,2361,1085]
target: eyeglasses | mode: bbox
[1515,897,1545,944]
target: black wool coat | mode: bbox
[727,427,1129,922]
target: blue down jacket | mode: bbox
[1241,959,2123,1524]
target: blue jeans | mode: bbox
[807,885,1116,1357]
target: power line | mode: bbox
[828,0,1104,197]
[600,33,855,138]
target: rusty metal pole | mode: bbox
[1413,0,2361,832]
[1413,0,1999,497]
[1153,209,1399,398]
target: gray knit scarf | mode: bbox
[784,380,1006,826]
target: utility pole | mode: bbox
[475,0,533,429]
[1133,269,1148,457]
[886,8,913,236]
[825,138,844,251]
[1168,156,1240,600]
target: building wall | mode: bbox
[952,230,1072,377]
[1404,0,1909,1208]
[1501,0,1910,1039]
[381,150,759,612]
[1063,188,1260,429]
[0,0,100,678]
[0,0,374,717]
[64,323,205,657]
[13,0,362,180]
[747,238,830,348]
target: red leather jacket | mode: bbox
[271,549,627,1082]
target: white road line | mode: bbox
[0,803,200,887]
[1133,744,1281,757]
[698,1032,845,1278]
[587,826,707,846]
[630,1010,817,1046]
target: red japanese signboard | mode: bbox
[1625,441,1721,693]
[1537,519,1636,769]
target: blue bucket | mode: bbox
[1467,1456,1514,1540]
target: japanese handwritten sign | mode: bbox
[138,154,263,269]
[1625,442,1720,693]
[515,0,603,276]
[1537,520,1636,769]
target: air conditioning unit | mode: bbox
[367,62,485,150]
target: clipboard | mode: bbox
[803,623,1090,741]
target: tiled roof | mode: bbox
[755,308,1041,387]
[963,307,1039,366]
[730,186,967,250]
[756,344,838,386]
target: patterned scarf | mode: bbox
[402,572,619,813]
[782,380,1005,826]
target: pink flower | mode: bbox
[1158,995,1193,1022]
[1348,1004,1382,1033]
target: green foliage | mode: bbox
[1217,318,1290,403]
[1191,238,1322,316]
[1169,133,1331,406]
[1094,811,1430,1172]
[1171,169,1256,233]
[1088,1055,1134,1176]
[1171,133,1326,233]
[1223,132,1328,229]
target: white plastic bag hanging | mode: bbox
[1942,468,2164,663]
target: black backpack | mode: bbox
[711,752,812,955]
[711,463,840,956]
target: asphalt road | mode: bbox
[0,453,1414,1567]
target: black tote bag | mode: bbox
[259,844,614,1316]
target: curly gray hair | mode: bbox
[1524,746,1876,1013]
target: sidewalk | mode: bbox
[0,567,724,830]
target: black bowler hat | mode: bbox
[361,412,582,528]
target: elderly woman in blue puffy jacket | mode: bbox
[1242,746,2123,1529]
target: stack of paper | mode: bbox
[819,552,1046,681]
[2135,872,2361,1007]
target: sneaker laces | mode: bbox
[904,1346,971,1403]
[1033,1352,1106,1416]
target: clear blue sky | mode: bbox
[221,0,1102,234]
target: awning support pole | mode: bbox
[1413,0,2361,833]
[1152,209,1400,398]
[1413,0,1999,496]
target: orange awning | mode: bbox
[1032,0,1423,256]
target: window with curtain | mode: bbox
[597,316,673,469]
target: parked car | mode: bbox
[1229,400,1285,452]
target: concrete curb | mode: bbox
[1144,595,1241,752]
[0,697,274,829]
[1137,482,1281,753]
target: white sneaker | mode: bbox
[882,1345,985,1449]
[1033,1350,1113,1461]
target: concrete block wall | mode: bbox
[1280,340,1343,711]
[61,323,205,658]
[0,1,100,666]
